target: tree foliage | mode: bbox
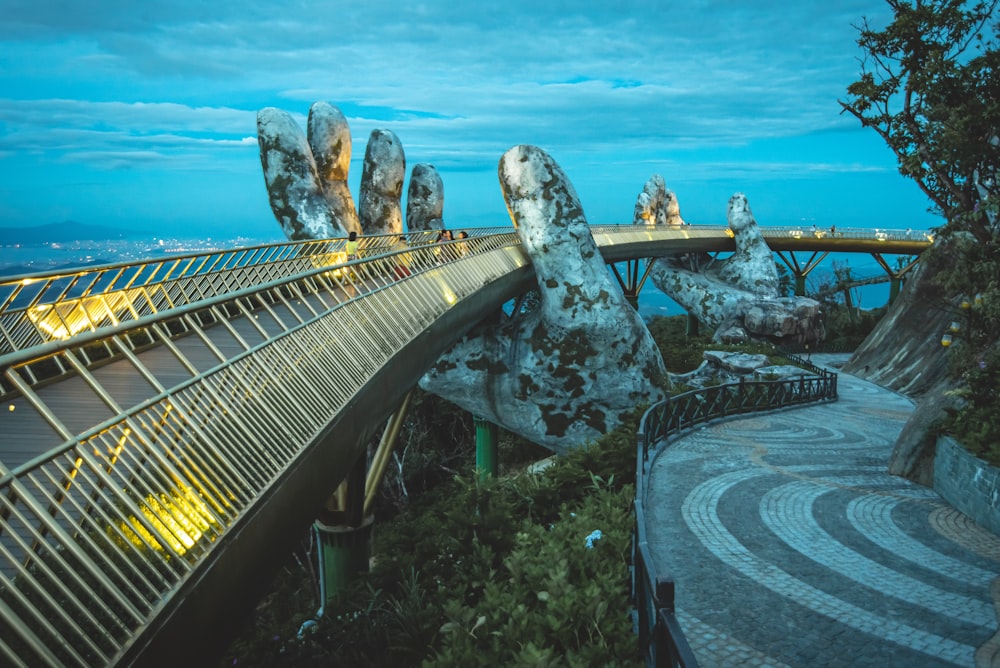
[841,0,1000,461]
[841,0,999,240]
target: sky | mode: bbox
[0,1,944,243]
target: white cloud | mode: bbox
[0,0,922,233]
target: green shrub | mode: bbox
[221,417,641,667]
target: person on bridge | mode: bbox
[346,231,360,260]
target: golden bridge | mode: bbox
[0,224,931,666]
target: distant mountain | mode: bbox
[0,221,151,245]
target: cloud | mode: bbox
[0,0,923,233]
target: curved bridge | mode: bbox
[0,225,930,666]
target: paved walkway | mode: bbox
[644,355,1000,667]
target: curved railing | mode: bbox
[0,225,932,358]
[632,352,837,667]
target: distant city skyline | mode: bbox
[1,1,942,241]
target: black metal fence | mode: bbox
[632,352,838,667]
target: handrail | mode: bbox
[632,352,838,667]
[0,227,514,356]
[0,224,932,358]
[0,232,529,666]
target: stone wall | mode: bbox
[934,436,1000,536]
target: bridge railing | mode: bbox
[633,352,837,667]
[0,232,529,666]
[0,228,517,357]
[0,223,933,359]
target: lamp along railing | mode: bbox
[633,351,837,667]
[0,232,528,667]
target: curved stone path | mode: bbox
[644,355,1000,667]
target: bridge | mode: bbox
[0,224,931,666]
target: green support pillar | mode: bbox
[889,277,901,304]
[314,515,374,602]
[686,312,700,338]
[474,415,498,479]
[625,291,639,310]
[794,274,806,297]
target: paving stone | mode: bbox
[644,354,1000,667]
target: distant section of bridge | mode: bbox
[0,224,930,666]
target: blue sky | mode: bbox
[0,1,943,242]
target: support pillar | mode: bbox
[474,415,498,479]
[794,274,806,297]
[314,515,374,602]
[889,277,901,304]
[685,312,700,338]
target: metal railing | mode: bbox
[0,232,527,667]
[632,351,837,667]
[0,224,931,360]
[0,228,515,358]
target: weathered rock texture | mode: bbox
[359,129,406,236]
[650,193,825,345]
[406,163,445,231]
[844,241,962,485]
[633,175,685,226]
[420,145,668,452]
[258,107,358,240]
[307,102,360,234]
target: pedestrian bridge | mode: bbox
[0,224,931,666]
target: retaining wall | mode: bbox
[934,436,1000,537]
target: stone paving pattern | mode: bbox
[644,355,1000,667]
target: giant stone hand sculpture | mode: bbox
[649,193,825,344]
[257,102,361,239]
[419,145,669,453]
[359,129,406,236]
[406,163,445,231]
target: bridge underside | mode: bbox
[119,265,535,665]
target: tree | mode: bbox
[840,1,1000,464]
[840,0,999,242]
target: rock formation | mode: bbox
[420,145,669,453]
[406,163,445,231]
[307,102,360,234]
[844,240,963,485]
[258,107,360,240]
[358,129,406,236]
[633,174,685,226]
[650,193,825,345]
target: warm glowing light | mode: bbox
[941,334,953,347]
[120,486,217,555]
[949,321,961,333]
[7,405,13,412]
[961,298,972,309]
[875,230,888,241]
[313,251,350,278]
[789,230,802,239]
[975,293,984,307]
[27,293,130,341]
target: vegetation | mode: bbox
[221,414,640,667]
[841,0,999,463]
[220,313,867,665]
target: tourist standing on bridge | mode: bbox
[346,231,360,260]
